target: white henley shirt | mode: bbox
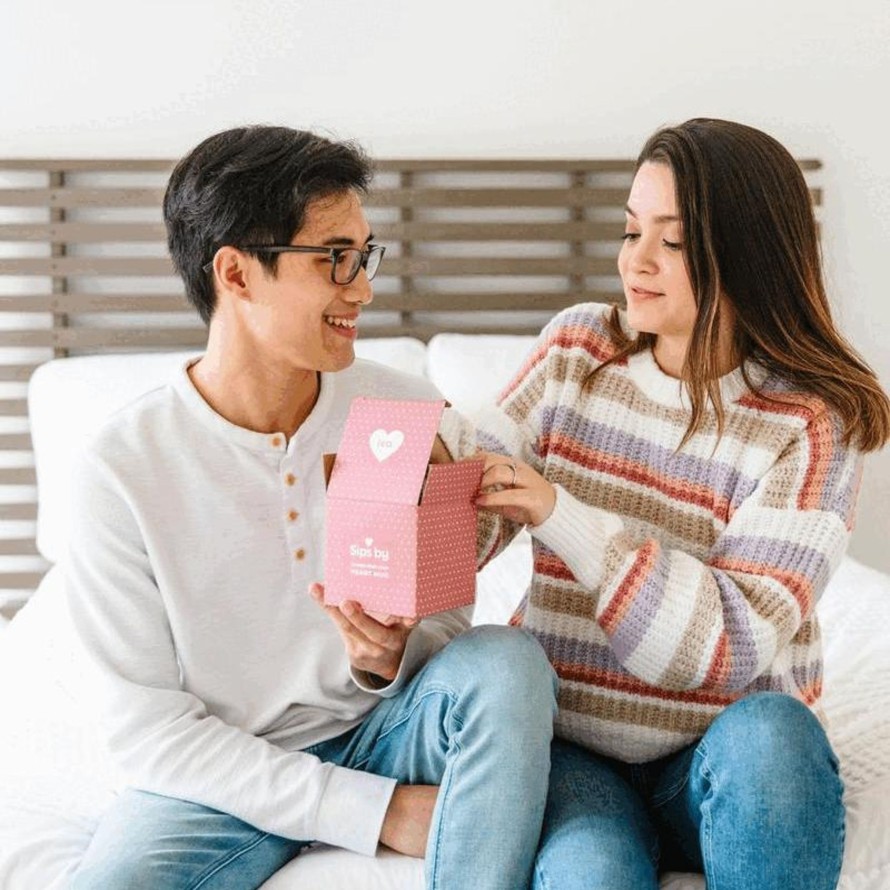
[65,357,470,856]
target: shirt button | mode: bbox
[294,548,306,561]
[271,435,284,448]
[284,473,297,486]
[287,510,299,522]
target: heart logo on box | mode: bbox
[369,429,404,462]
[364,537,373,547]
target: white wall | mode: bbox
[3,0,889,570]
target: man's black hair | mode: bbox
[163,125,373,324]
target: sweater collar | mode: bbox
[625,348,768,410]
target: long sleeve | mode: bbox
[533,408,862,691]
[437,320,565,569]
[66,446,395,856]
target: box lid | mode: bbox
[327,397,446,505]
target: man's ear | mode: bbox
[211,246,251,303]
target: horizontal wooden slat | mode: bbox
[385,257,620,276]
[0,538,39,556]
[0,468,37,485]
[0,433,33,450]
[374,158,823,173]
[0,185,630,210]
[0,572,48,590]
[0,158,823,173]
[0,291,618,316]
[0,328,206,349]
[0,255,622,277]
[374,221,625,241]
[359,321,565,339]
[0,294,191,313]
[375,159,636,173]
[0,365,41,382]
[0,222,167,242]
[0,184,821,212]
[367,187,630,208]
[0,221,626,245]
[1,213,827,249]
[370,291,618,312]
[0,398,28,416]
[0,256,174,275]
[0,159,174,172]
[0,504,36,520]
[374,187,823,209]
[0,187,165,208]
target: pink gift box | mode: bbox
[323,397,484,618]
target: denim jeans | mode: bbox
[533,692,845,890]
[70,625,558,890]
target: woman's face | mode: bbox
[618,162,698,346]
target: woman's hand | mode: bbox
[309,583,418,682]
[474,451,556,527]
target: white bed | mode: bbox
[1,334,889,890]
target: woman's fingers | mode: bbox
[480,457,521,492]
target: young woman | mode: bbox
[449,118,890,889]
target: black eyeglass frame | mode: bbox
[202,243,386,285]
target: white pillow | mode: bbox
[353,337,427,379]
[29,351,200,564]
[425,334,537,418]
[28,339,428,565]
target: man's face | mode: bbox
[240,189,375,373]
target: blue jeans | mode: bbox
[70,626,558,890]
[534,692,845,890]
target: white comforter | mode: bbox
[1,540,889,890]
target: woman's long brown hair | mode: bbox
[594,118,890,452]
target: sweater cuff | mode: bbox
[531,484,624,590]
[313,764,397,855]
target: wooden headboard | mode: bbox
[0,157,822,614]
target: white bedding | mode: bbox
[2,335,889,889]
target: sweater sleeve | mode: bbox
[532,408,863,692]
[66,446,395,857]
[437,337,558,571]
[438,304,613,570]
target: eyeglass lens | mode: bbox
[332,247,383,284]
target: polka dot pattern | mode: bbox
[325,399,482,617]
[327,397,445,505]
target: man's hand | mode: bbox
[429,434,453,465]
[309,583,418,682]
[474,451,556,527]
[379,785,438,858]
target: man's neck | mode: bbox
[188,333,321,440]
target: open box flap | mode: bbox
[327,397,446,505]
[420,459,485,505]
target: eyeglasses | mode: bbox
[205,243,386,285]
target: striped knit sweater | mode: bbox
[443,302,863,763]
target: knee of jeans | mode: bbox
[440,625,558,712]
[708,693,826,753]
[699,693,839,800]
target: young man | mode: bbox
[67,126,557,889]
